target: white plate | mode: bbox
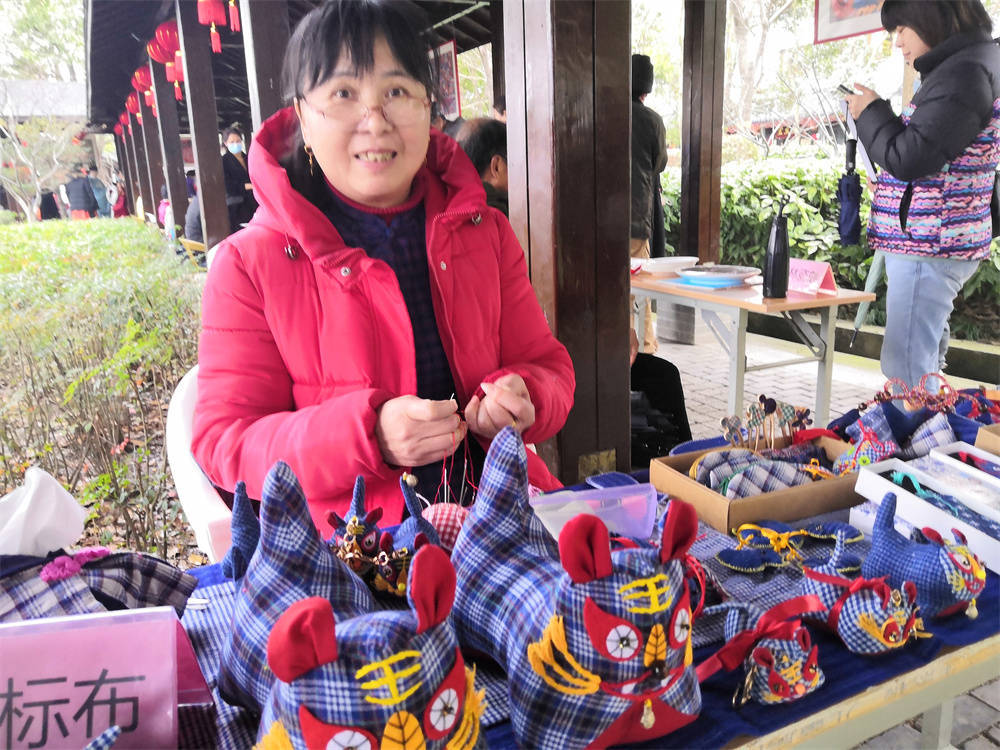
[631,256,699,274]
[676,264,760,281]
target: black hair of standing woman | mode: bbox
[880,0,992,49]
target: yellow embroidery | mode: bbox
[381,710,426,750]
[643,624,666,668]
[734,524,805,565]
[618,575,673,614]
[253,720,293,750]
[446,666,486,750]
[355,650,423,706]
[527,615,601,695]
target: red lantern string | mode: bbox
[144,89,155,108]
[125,92,139,115]
[197,0,227,54]
[114,123,123,137]
[228,0,241,33]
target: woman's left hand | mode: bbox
[464,373,536,441]
[845,83,880,120]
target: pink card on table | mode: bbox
[788,258,837,295]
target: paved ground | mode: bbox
[649,316,1000,749]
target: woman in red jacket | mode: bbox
[193,0,575,534]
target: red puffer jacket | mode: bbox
[193,108,575,533]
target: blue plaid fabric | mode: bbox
[861,492,987,618]
[217,461,374,713]
[221,481,258,581]
[693,448,757,484]
[724,461,814,499]
[77,552,197,615]
[0,551,196,622]
[452,427,701,750]
[757,443,831,467]
[896,412,957,460]
[82,725,121,749]
[846,406,897,445]
[800,531,922,655]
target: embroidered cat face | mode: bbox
[259,545,484,750]
[918,527,986,616]
[748,627,822,704]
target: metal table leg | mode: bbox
[919,700,955,749]
[816,305,838,426]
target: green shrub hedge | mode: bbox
[662,159,1000,341]
[0,218,203,553]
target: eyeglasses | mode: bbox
[299,88,430,131]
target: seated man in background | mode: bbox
[456,117,509,216]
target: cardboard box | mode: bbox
[975,423,1000,456]
[649,436,862,533]
[852,458,1000,572]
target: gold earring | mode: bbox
[304,144,315,176]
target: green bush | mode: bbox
[0,209,17,225]
[662,159,1000,340]
[0,218,203,554]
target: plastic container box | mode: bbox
[530,484,658,541]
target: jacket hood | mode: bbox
[246,107,487,259]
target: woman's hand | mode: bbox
[845,83,880,120]
[375,396,465,467]
[464,374,536,441]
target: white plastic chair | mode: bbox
[165,365,233,562]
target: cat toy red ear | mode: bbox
[660,500,698,563]
[267,597,338,683]
[409,545,456,634]
[559,514,613,584]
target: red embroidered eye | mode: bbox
[361,529,378,553]
[948,549,974,574]
[668,591,691,649]
[802,646,819,681]
[583,598,643,662]
[423,648,466,740]
[768,670,790,698]
[298,705,377,750]
[881,620,901,643]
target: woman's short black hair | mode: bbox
[221,124,244,142]
[282,0,440,103]
[881,0,992,50]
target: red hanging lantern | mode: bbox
[146,38,171,65]
[172,51,185,83]
[131,65,152,94]
[197,0,228,54]
[228,0,241,33]
[144,89,155,108]
[119,112,129,128]
[156,17,183,96]
[125,92,140,115]
[114,123,124,137]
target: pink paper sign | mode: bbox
[0,607,178,749]
[788,258,837,295]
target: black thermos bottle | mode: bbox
[763,198,789,298]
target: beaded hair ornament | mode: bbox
[858,373,958,413]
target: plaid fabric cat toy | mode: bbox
[799,531,928,654]
[451,427,702,750]
[862,492,986,619]
[218,462,374,713]
[695,596,825,706]
[256,544,485,750]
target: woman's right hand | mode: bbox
[375,396,466,468]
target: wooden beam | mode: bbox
[128,113,154,219]
[490,0,504,105]
[240,0,291,131]
[680,0,726,263]
[123,125,141,214]
[150,55,189,230]
[138,78,167,221]
[505,0,631,481]
[177,0,230,248]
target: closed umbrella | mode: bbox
[850,249,885,348]
[837,138,862,247]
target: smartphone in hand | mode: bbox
[837,84,855,96]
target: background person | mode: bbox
[630,53,667,354]
[63,165,98,220]
[221,124,258,234]
[87,165,110,218]
[845,0,999,389]
[193,0,575,534]
[456,117,508,215]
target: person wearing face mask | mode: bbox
[193,0,575,534]
[221,124,258,234]
[844,0,999,390]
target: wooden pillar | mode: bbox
[122,127,140,213]
[240,0,291,131]
[128,114,154,219]
[150,55,189,230]
[177,0,230,248]
[138,85,167,221]
[680,0,726,263]
[505,0,631,481]
[490,0,505,106]
[115,134,135,215]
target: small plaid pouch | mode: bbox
[692,448,756,484]
[846,406,896,445]
[724,461,814,499]
[78,552,197,616]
